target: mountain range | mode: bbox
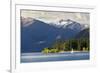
[21,17,89,53]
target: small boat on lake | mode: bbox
[71,48,74,53]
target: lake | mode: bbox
[21,52,89,63]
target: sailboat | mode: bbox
[71,48,74,53]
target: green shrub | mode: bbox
[42,48,49,54]
[42,48,59,54]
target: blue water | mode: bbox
[21,52,89,63]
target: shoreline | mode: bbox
[21,51,89,54]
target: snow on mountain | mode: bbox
[56,19,89,30]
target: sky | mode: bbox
[21,10,90,25]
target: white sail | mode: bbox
[71,48,74,53]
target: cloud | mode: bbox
[21,10,89,25]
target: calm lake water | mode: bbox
[21,52,89,63]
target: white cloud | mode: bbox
[21,10,89,25]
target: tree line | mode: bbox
[42,38,89,54]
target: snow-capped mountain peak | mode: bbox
[56,19,89,30]
[21,17,89,30]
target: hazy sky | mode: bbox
[21,10,90,25]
